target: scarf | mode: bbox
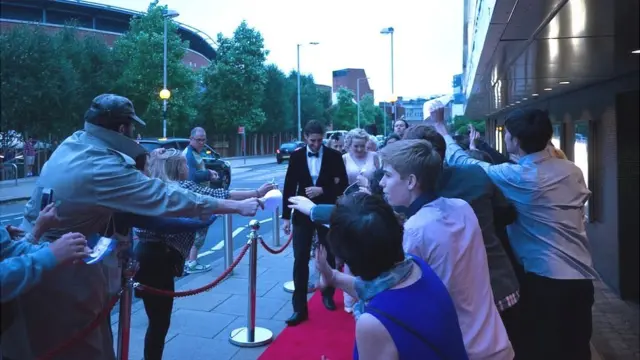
[352,255,414,319]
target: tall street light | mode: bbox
[161,8,179,138]
[356,77,369,129]
[296,42,319,140]
[380,27,396,120]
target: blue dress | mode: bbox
[354,256,468,360]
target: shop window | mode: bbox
[495,125,504,154]
[551,123,562,149]
[574,121,591,220]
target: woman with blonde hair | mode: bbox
[134,148,275,360]
[341,129,380,313]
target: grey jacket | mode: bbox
[2,123,219,360]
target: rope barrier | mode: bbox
[259,232,293,254]
[37,291,121,360]
[135,242,251,298]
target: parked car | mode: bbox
[276,141,305,164]
[138,138,231,189]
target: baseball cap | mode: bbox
[84,94,146,127]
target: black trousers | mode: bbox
[500,302,522,357]
[292,220,335,313]
[134,242,176,360]
[518,272,594,360]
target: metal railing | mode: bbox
[1,163,18,185]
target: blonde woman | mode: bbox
[134,148,274,360]
[341,129,380,313]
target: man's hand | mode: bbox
[49,232,90,265]
[209,170,219,180]
[236,198,264,217]
[32,203,60,241]
[315,245,335,289]
[257,182,277,197]
[468,124,479,150]
[282,219,291,235]
[6,225,25,239]
[305,186,323,199]
[288,196,317,216]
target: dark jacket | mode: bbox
[282,145,348,225]
[438,164,519,303]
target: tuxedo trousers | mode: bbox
[291,220,335,313]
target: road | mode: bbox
[0,162,290,284]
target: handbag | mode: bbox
[366,305,448,359]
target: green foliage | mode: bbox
[451,115,485,135]
[260,64,293,132]
[358,93,383,129]
[198,21,267,133]
[112,3,197,136]
[0,6,333,145]
[331,87,358,130]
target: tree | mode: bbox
[111,1,197,136]
[331,87,357,130]
[358,93,381,127]
[451,115,485,135]
[286,72,327,132]
[198,21,268,133]
[260,64,292,132]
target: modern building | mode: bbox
[397,97,427,124]
[0,0,216,68]
[463,0,639,304]
[332,68,374,101]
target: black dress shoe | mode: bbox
[285,312,308,326]
[322,297,336,311]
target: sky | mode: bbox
[98,0,464,101]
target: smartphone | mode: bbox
[41,188,54,210]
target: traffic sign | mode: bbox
[238,126,245,135]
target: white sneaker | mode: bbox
[185,261,212,274]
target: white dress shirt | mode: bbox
[306,145,323,185]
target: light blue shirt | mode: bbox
[443,135,597,280]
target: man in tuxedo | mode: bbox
[282,120,348,326]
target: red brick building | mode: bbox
[332,68,374,101]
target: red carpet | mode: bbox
[259,290,356,360]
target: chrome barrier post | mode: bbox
[272,207,280,247]
[223,214,234,275]
[283,229,316,293]
[229,220,273,347]
[117,257,138,360]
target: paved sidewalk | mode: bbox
[0,155,276,204]
[111,230,300,360]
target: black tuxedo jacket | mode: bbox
[282,145,348,224]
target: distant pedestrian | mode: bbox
[23,136,36,177]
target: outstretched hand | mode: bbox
[288,196,317,216]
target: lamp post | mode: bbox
[356,77,369,129]
[162,9,179,138]
[296,42,319,141]
[380,27,395,121]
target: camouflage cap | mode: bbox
[84,94,146,127]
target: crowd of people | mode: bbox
[285,107,594,360]
[0,92,595,360]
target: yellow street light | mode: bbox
[388,94,398,102]
[159,89,171,100]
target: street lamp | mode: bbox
[356,77,369,128]
[296,42,319,141]
[380,27,396,120]
[162,8,179,138]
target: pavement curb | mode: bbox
[0,196,31,205]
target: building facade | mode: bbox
[332,68,374,101]
[463,0,639,303]
[0,0,216,68]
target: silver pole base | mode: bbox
[229,327,273,348]
[283,280,315,293]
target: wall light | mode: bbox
[532,93,539,96]
[632,49,640,54]
[559,81,570,85]
[523,97,528,100]
[544,88,553,91]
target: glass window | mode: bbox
[574,121,589,215]
[551,123,562,149]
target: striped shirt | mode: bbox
[135,181,230,259]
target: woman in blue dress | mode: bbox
[314,193,468,360]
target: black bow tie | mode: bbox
[307,152,319,158]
